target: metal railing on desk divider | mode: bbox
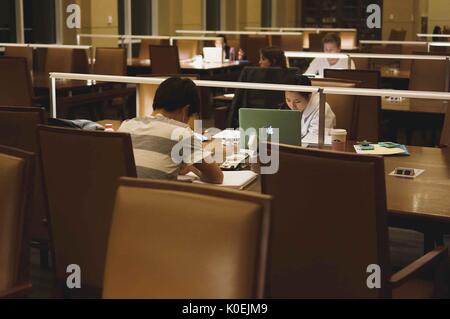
[49,72,450,148]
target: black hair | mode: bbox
[153,77,200,116]
[286,75,312,99]
[217,34,228,45]
[322,32,342,48]
[260,46,287,68]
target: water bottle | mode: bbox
[230,47,236,62]
[104,123,114,132]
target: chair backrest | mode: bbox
[324,69,381,142]
[262,145,390,298]
[0,57,34,107]
[94,48,127,76]
[103,178,271,299]
[0,107,48,242]
[149,45,181,75]
[441,106,450,147]
[175,40,199,60]
[44,48,73,74]
[309,33,326,52]
[409,59,449,111]
[399,45,428,71]
[389,29,407,41]
[72,48,90,74]
[241,35,270,65]
[139,38,170,60]
[271,35,303,51]
[353,57,370,70]
[37,126,137,294]
[0,145,34,295]
[4,46,33,74]
[311,78,359,140]
[228,66,299,128]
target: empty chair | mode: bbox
[4,46,33,74]
[149,45,181,75]
[44,48,73,75]
[241,35,270,65]
[0,107,49,264]
[38,126,137,296]
[441,106,450,147]
[309,33,326,52]
[93,48,127,76]
[409,59,449,112]
[103,178,271,299]
[0,57,34,107]
[311,78,359,140]
[353,58,370,70]
[324,69,381,142]
[139,38,170,60]
[72,48,90,74]
[175,40,199,61]
[262,144,449,298]
[271,35,303,51]
[0,146,35,299]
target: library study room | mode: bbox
[1,0,450,307]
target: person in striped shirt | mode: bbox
[119,77,224,184]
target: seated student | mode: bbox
[281,75,336,141]
[305,32,355,78]
[259,46,287,68]
[119,77,224,184]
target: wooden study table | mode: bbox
[382,97,448,114]
[127,58,248,77]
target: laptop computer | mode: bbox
[203,47,223,63]
[239,108,303,147]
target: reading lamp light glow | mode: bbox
[49,72,450,147]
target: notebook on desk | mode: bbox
[178,170,258,190]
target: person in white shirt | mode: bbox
[282,75,336,141]
[305,32,355,78]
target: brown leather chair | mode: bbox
[149,45,181,75]
[93,48,127,76]
[72,48,90,74]
[440,104,450,147]
[409,59,449,112]
[311,78,360,141]
[271,34,303,51]
[0,57,34,107]
[324,69,381,142]
[4,46,33,74]
[0,106,49,265]
[262,144,449,298]
[44,48,73,75]
[37,126,137,297]
[139,38,170,60]
[0,145,35,299]
[241,35,270,65]
[103,178,271,299]
[309,33,327,52]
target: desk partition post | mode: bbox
[445,58,450,94]
[347,54,352,69]
[318,88,326,148]
[136,84,140,117]
[50,77,57,118]
[76,34,80,46]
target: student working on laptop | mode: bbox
[119,77,224,184]
[281,75,336,141]
[305,33,355,78]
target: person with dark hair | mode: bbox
[216,34,231,60]
[119,77,223,184]
[305,32,355,77]
[259,46,287,68]
[282,75,336,140]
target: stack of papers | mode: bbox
[354,144,409,156]
[178,170,258,189]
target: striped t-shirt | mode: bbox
[119,115,207,180]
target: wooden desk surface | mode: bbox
[382,97,448,114]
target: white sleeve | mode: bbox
[305,58,321,76]
[303,104,336,140]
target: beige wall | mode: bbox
[428,0,450,31]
